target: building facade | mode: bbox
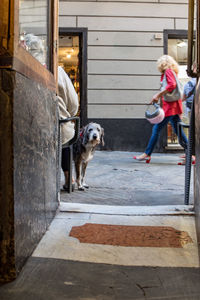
[59,0,189,151]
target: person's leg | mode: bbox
[134,116,170,161]
[61,147,70,185]
[169,115,188,150]
[61,147,75,190]
[144,117,170,156]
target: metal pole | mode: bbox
[184,103,195,205]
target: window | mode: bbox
[168,38,189,146]
[164,30,193,148]
[0,0,57,90]
[59,28,88,126]
[59,35,80,97]
[19,0,49,68]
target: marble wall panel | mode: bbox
[0,69,59,281]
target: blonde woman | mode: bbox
[133,55,188,163]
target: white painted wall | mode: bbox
[59,0,188,119]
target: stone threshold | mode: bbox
[60,202,194,216]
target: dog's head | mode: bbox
[82,122,104,147]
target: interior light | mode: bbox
[177,41,187,48]
[66,53,71,58]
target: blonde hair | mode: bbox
[157,55,179,74]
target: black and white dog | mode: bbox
[73,122,104,190]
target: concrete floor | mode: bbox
[0,207,199,300]
[33,208,198,268]
[0,151,198,300]
[1,258,200,300]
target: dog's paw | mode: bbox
[83,183,89,189]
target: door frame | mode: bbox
[164,29,188,55]
[59,27,88,127]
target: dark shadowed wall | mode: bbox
[0,69,59,281]
[88,118,167,152]
[194,83,200,251]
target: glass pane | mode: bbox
[19,0,49,68]
[58,35,80,114]
[167,38,190,147]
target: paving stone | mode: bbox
[61,151,194,206]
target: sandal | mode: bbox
[133,154,151,164]
[177,160,185,165]
[178,157,195,165]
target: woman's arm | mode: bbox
[150,69,177,104]
[150,89,169,104]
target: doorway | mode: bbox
[60,30,194,207]
[59,28,88,127]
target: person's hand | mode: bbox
[150,93,160,104]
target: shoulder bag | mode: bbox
[161,70,183,102]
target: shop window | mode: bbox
[59,29,88,126]
[0,0,57,90]
[164,30,195,148]
[59,35,80,102]
[167,38,189,146]
[19,0,49,68]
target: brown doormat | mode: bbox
[69,223,193,248]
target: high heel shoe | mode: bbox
[179,154,186,159]
[177,157,195,165]
[133,154,151,164]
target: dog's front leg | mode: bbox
[75,160,84,191]
[81,162,89,188]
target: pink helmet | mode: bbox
[145,103,165,124]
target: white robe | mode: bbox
[57,66,79,145]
